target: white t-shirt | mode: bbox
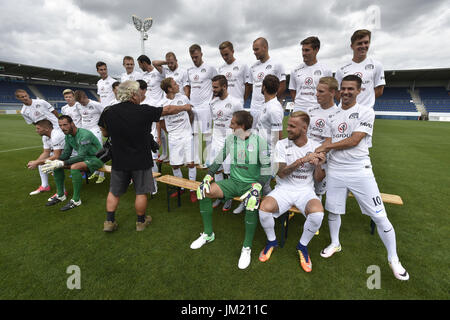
[97,76,117,107]
[289,61,333,112]
[20,99,59,128]
[274,138,320,191]
[249,58,286,110]
[142,69,165,106]
[218,60,249,105]
[160,93,192,139]
[323,103,375,172]
[163,66,189,93]
[120,70,143,82]
[210,94,243,138]
[335,57,385,108]
[42,128,65,151]
[187,63,218,107]
[61,102,83,128]
[79,99,105,129]
[256,97,284,149]
[307,104,339,143]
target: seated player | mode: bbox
[258,111,326,273]
[159,77,197,201]
[41,115,103,211]
[191,110,271,270]
[26,119,67,200]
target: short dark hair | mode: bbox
[351,29,371,44]
[301,36,320,50]
[58,115,73,123]
[233,110,253,131]
[262,74,280,95]
[137,79,147,90]
[74,90,87,102]
[137,55,151,65]
[189,44,202,54]
[342,75,362,89]
[160,77,174,93]
[35,119,53,129]
[211,74,228,88]
[112,81,120,90]
[96,61,106,70]
[219,41,234,51]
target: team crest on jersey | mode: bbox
[177,100,183,105]
[305,77,313,85]
[257,72,265,81]
[314,70,322,76]
[225,103,232,109]
[349,112,359,119]
[201,68,206,73]
[365,64,374,70]
[233,66,239,71]
[338,122,348,133]
[225,72,232,79]
[315,119,325,128]
[265,65,272,70]
[354,72,363,78]
[174,72,179,77]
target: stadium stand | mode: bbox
[374,87,417,112]
[418,87,450,113]
[0,78,36,103]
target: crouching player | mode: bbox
[258,111,326,272]
[41,115,103,211]
[190,110,271,270]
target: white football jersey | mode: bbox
[256,97,284,150]
[42,128,65,151]
[161,93,192,139]
[249,58,286,110]
[120,70,143,82]
[187,63,217,107]
[163,66,189,93]
[218,60,249,105]
[274,138,321,191]
[142,69,165,106]
[307,104,339,143]
[289,61,333,112]
[20,99,59,128]
[324,103,375,172]
[97,76,117,107]
[210,94,243,137]
[79,99,105,129]
[335,57,385,108]
[61,102,83,128]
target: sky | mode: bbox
[0,0,449,79]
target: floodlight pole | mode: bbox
[132,15,152,55]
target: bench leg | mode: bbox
[370,219,376,235]
[279,212,289,248]
[166,184,171,212]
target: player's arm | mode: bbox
[276,152,317,179]
[27,149,51,169]
[157,120,165,145]
[160,104,192,116]
[51,110,59,118]
[312,152,326,183]
[375,85,384,98]
[152,60,166,74]
[315,132,366,153]
[277,80,286,101]
[289,90,296,102]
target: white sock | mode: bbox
[161,131,168,156]
[372,215,398,262]
[98,171,105,178]
[300,212,324,246]
[152,161,158,173]
[188,167,197,181]
[259,210,276,241]
[214,172,224,182]
[172,168,182,178]
[328,213,341,246]
[38,165,49,187]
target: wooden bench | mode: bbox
[98,165,161,179]
[155,174,404,247]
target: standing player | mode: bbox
[335,29,385,108]
[61,89,82,128]
[289,36,333,113]
[120,56,143,82]
[15,89,59,195]
[218,41,251,106]
[186,44,218,168]
[248,37,286,128]
[315,75,409,281]
[159,77,197,201]
[258,111,326,273]
[208,75,243,211]
[74,90,106,184]
[307,77,339,198]
[96,61,117,107]
[152,52,190,96]
[191,110,271,270]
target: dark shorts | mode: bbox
[110,168,155,197]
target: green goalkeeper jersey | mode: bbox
[208,133,271,185]
[59,128,102,165]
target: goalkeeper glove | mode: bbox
[41,159,65,174]
[239,183,262,211]
[196,174,213,200]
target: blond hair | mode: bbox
[117,80,140,102]
[318,77,339,92]
[291,111,310,126]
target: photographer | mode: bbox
[98,80,192,232]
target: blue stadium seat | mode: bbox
[374,87,417,112]
[0,79,36,103]
[419,87,450,113]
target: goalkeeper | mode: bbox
[42,115,103,211]
[190,110,271,270]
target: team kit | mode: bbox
[16,29,409,281]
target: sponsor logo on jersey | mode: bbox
[338,122,348,133]
[360,121,373,128]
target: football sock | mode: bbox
[106,211,115,222]
[199,197,213,236]
[38,165,49,188]
[53,168,65,197]
[172,168,182,178]
[328,213,341,246]
[188,167,197,181]
[300,212,324,246]
[137,215,145,223]
[259,209,276,241]
[372,215,399,262]
[296,242,310,262]
[70,169,82,202]
[243,209,258,248]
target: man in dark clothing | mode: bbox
[98,80,191,232]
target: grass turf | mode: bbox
[0,114,449,300]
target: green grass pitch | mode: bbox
[0,114,449,300]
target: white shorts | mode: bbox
[192,106,212,134]
[325,170,387,218]
[266,186,320,218]
[168,134,193,166]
